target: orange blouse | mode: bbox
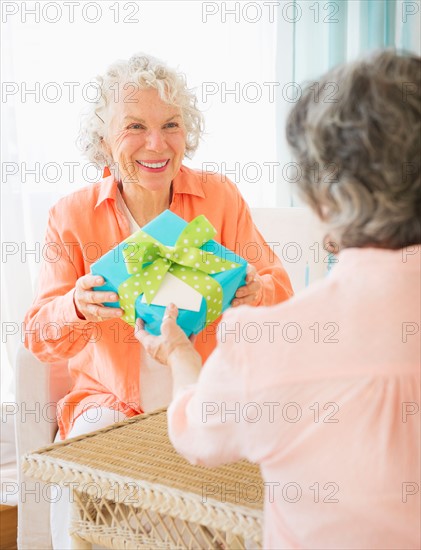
[24,166,293,438]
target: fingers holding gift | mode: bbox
[231,265,264,307]
[73,274,123,322]
[134,322,163,362]
[231,281,261,307]
[161,303,177,321]
[135,304,195,366]
[245,264,260,283]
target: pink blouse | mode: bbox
[168,247,421,549]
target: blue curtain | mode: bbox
[275,0,420,207]
[274,0,420,277]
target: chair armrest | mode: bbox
[15,346,66,453]
[14,345,71,549]
[251,207,327,292]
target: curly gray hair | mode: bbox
[78,53,204,167]
[286,49,421,250]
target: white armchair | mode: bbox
[15,351,71,549]
[15,206,326,549]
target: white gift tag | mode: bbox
[141,272,202,312]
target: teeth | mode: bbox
[138,160,167,169]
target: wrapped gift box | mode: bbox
[91,210,247,336]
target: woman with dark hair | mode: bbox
[136,50,421,549]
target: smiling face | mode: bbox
[103,86,186,193]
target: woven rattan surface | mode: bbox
[23,409,264,548]
[23,408,263,513]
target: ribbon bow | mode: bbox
[118,215,241,327]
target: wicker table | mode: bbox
[23,409,263,549]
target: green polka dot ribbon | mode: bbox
[118,215,242,327]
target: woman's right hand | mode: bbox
[73,274,123,322]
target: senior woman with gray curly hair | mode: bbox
[137,50,420,549]
[23,53,293,548]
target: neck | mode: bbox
[119,181,172,227]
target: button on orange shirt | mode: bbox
[24,166,293,439]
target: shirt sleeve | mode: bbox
[232,186,293,306]
[168,311,252,467]
[23,208,95,362]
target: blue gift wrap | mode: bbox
[91,210,247,336]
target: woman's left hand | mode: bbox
[231,265,263,307]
